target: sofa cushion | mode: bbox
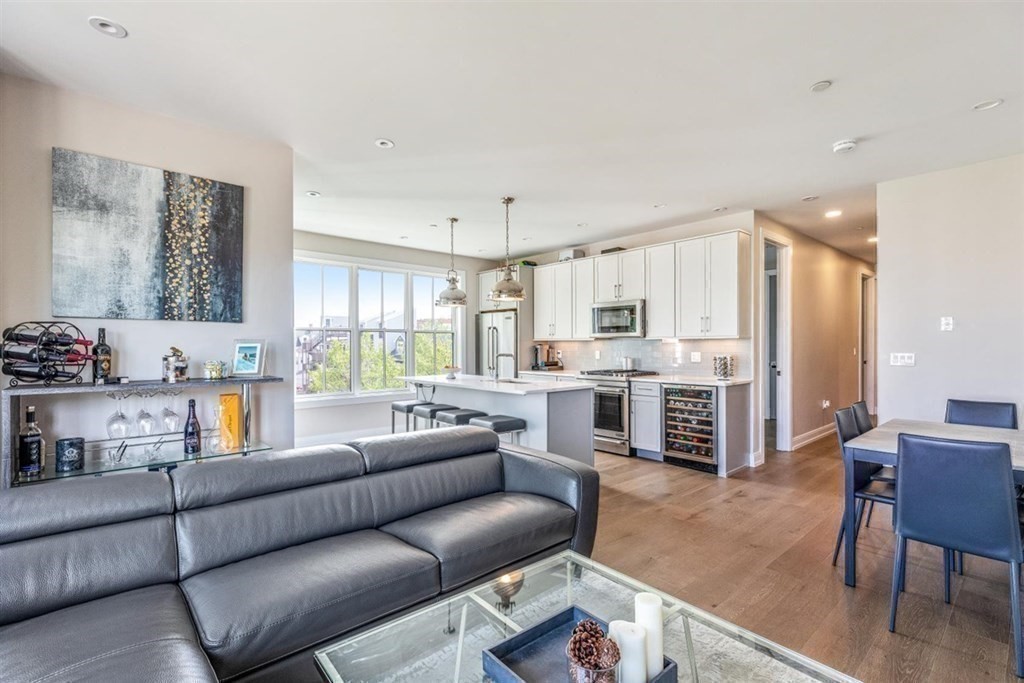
[364,452,503,527]
[0,584,216,683]
[348,425,500,473]
[171,444,365,510]
[180,529,440,679]
[381,492,577,590]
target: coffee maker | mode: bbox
[530,344,563,371]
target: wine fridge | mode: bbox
[663,384,717,473]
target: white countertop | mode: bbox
[519,369,751,387]
[399,374,594,396]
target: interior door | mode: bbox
[572,259,594,340]
[766,272,778,420]
[863,276,877,413]
[552,262,573,339]
[617,250,646,301]
[644,244,675,338]
[706,233,739,337]
[532,266,553,339]
[675,239,706,337]
[594,254,620,302]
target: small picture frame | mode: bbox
[230,339,266,377]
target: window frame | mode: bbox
[293,250,466,407]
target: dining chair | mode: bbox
[888,433,1023,677]
[945,399,1019,430]
[852,400,895,527]
[831,407,896,566]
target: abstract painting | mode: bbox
[52,148,244,322]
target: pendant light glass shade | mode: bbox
[436,217,467,307]
[488,196,526,302]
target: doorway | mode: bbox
[860,275,877,415]
[759,231,793,458]
[764,246,778,450]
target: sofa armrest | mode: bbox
[498,445,599,557]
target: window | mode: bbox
[294,259,463,399]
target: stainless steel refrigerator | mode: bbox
[477,309,519,379]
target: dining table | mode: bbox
[841,418,1024,587]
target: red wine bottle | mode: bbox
[2,346,96,364]
[92,328,111,382]
[2,364,78,381]
[2,328,91,347]
[184,399,201,455]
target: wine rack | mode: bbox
[663,384,717,473]
[1,321,91,387]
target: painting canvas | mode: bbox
[52,148,244,322]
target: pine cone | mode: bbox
[568,631,601,669]
[572,618,605,639]
[597,638,621,669]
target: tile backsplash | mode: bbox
[548,338,752,378]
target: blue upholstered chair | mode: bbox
[945,399,1019,430]
[831,407,896,566]
[852,400,894,527]
[888,434,1023,677]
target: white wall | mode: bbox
[293,230,494,444]
[877,154,1024,421]
[0,75,295,447]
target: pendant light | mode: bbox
[435,217,468,307]
[489,196,526,302]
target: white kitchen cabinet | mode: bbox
[572,258,594,340]
[675,232,750,339]
[630,393,662,452]
[478,266,525,311]
[532,262,573,340]
[594,250,646,302]
[644,243,676,338]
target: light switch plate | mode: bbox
[889,353,917,366]
[940,317,954,331]
[594,350,601,360]
[690,351,701,363]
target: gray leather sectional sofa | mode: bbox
[0,427,598,682]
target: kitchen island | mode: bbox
[398,374,594,465]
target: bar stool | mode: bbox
[435,408,487,427]
[390,400,431,433]
[411,403,459,430]
[469,415,527,444]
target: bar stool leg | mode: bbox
[391,411,396,434]
[405,414,411,433]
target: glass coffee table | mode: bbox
[315,551,857,683]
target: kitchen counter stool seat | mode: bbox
[390,399,431,433]
[435,408,488,426]
[411,403,459,429]
[469,414,527,444]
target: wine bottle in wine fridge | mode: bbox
[92,328,112,383]
[183,399,202,455]
[18,405,45,479]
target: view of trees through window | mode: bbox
[294,262,459,397]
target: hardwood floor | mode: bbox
[591,437,1020,682]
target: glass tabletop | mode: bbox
[315,551,857,683]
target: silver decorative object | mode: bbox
[436,217,468,307]
[489,197,526,302]
[713,355,735,380]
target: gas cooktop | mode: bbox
[578,369,659,378]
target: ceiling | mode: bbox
[2,2,1022,264]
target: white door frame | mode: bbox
[857,271,878,413]
[758,230,793,455]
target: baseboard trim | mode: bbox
[749,449,765,467]
[792,423,836,450]
[294,426,394,448]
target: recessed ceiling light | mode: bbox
[428,223,438,228]
[576,223,588,228]
[832,139,858,154]
[801,195,819,202]
[867,236,878,243]
[810,80,832,93]
[375,138,395,149]
[972,99,1003,111]
[712,206,728,213]
[89,16,128,38]
[305,190,321,198]
[652,204,666,209]
[825,209,843,218]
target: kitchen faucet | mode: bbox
[493,353,515,380]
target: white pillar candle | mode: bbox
[634,592,664,679]
[608,620,647,683]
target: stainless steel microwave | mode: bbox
[591,300,645,338]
